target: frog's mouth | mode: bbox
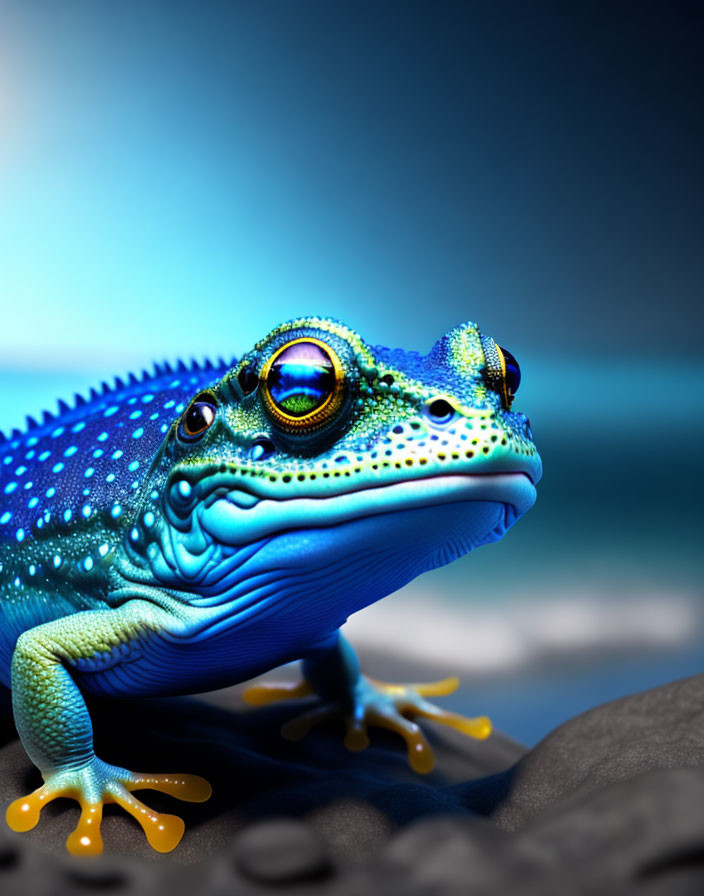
[194,472,535,547]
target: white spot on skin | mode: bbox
[83,557,94,571]
[64,509,72,522]
[128,460,140,472]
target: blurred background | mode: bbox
[0,1,701,745]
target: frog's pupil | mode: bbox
[238,366,258,395]
[268,342,335,418]
[499,346,521,396]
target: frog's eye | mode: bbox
[261,338,345,432]
[178,393,217,441]
[500,346,521,400]
[481,337,521,409]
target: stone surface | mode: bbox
[232,818,332,884]
[0,668,703,894]
[522,767,704,890]
[490,674,704,832]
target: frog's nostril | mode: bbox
[425,399,456,424]
[250,437,276,462]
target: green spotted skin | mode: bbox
[0,317,541,854]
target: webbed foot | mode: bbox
[5,757,211,855]
[245,675,491,773]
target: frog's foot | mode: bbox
[247,675,491,774]
[5,757,211,856]
[242,678,314,706]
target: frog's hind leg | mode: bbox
[242,632,491,774]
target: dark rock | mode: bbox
[62,866,130,890]
[520,767,704,894]
[491,674,704,832]
[1,670,704,894]
[307,798,393,861]
[375,816,522,895]
[0,828,20,869]
[232,818,333,884]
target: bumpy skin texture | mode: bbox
[0,317,541,855]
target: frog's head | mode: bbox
[127,318,541,614]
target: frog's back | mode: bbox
[0,359,230,678]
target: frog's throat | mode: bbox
[195,472,535,547]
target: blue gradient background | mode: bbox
[0,1,702,744]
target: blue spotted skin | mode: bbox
[0,363,228,675]
[0,317,541,855]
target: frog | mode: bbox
[0,316,541,855]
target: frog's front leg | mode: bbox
[5,601,211,855]
[243,632,491,773]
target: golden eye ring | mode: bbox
[260,337,346,433]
